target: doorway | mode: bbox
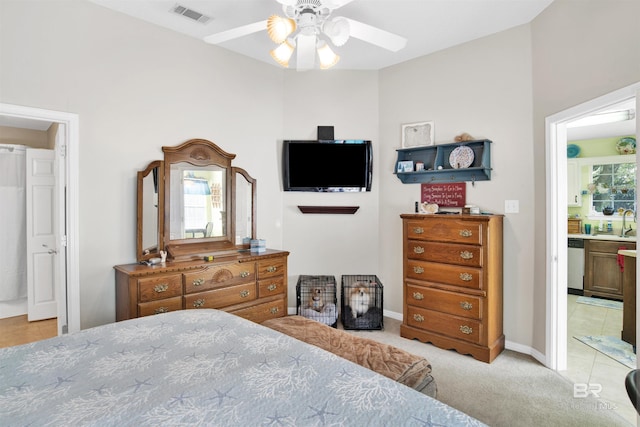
[546,82,640,373]
[0,103,80,335]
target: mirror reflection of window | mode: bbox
[169,163,226,240]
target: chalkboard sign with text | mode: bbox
[421,183,466,207]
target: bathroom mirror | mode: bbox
[136,160,164,262]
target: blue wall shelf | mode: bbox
[394,139,492,184]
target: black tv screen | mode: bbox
[283,140,372,192]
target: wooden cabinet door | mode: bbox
[584,240,634,299]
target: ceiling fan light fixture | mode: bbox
[323,16,350,46]
[270,38,296,68]
[267,15,296,44]
[316,40,340,69]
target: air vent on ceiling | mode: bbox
[171,4,212,24]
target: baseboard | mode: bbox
[505,339,547,366]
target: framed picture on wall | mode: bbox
[401,121,434,148]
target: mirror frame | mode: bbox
[136,139,258,262]
[136,160,164,262]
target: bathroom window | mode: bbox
[590,161,636,216]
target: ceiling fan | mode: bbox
[203,0,408,70]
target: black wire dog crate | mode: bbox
[341,275,383,330]
[296,275,338,327]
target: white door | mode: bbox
[26,148,57,321]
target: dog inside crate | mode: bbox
[297,277,338,326]
[342,276,383,330]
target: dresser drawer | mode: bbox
[138,274,183,302]
[407,306,482,345]
[185,283,257,309]
[232,298,286,323]
[184,262,256,294]
[258,277,285,298]
[138,296,183,317]
[257,257,286,279]
[406,219,483,245]
[406,283,482,319]
[406,240,482,267]
[407,259,482,290]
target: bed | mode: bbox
[0,309,484,426]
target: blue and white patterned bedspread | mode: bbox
[0,309,484,426]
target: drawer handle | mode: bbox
[153,284,169,293]
[154,307,169,314]
[413,266,424,274]
[413,292,424,300]
[240,290,250,298]
[193,298,205,308]
[460,325,473,335]
[460,251,474,260]
[192,278,205,287]
[459,229,473,238]
[460,301,473,310]
[459,272,473,282]
[270,307,279,314]
[266,266,277,273]
[240,271,250,278]
[413,227,424,234]
[267,284,277,292]
[413,313,425,322]
[413,246,425,254]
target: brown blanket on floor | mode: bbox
[262,315,437,397]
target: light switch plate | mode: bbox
[505,200,519,213]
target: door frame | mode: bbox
[545,82,640,370]
[0,103,80,334]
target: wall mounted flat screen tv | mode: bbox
[283,140,372,192]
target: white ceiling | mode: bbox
[88,0,555,70]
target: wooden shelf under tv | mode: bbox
[297,206,360,214]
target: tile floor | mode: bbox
[560,294,637,425]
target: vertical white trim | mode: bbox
[0,103,80,334]
[545,82,640,371]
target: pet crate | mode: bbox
[296,275,338,327]
[341,275,384,330]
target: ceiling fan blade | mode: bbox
[296,34,317,71]
[324,0,356,8]
[203,20,267,44]
[344,18,407,52]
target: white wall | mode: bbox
[378,25,535,344]
[530,0,640,352]
[0,1,285,328]
[281,71,380,309]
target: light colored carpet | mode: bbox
[343,318,632,427]
[575,335,636,369]
[576,296,623,310]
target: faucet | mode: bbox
[621,209,635,237]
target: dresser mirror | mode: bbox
[136,139,257,262]
[137,160,164,262]
[233,167,256,245]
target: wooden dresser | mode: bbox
[400,214,504,363]
[115,249,288,324]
